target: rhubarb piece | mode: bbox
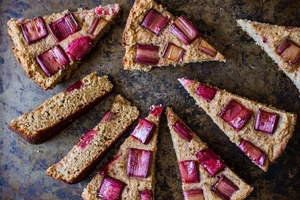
[219,99,252,131]
[127,148,152,178]
[199,39,217,57]
[140,190,153,200]
[76,130,97,150]
[179,160,199,184]
[98,176,126,200]
[21,17,48,44]
[95,5,117,15]
[254,109,279,134]
[135,44,159,65]
[239,139,266,167]
[131,119,157,144]
[66,36,94,61]
[169,16,199,45]
[276,39,300,64]
[66,80,84,93]
[178,77,194,87]
[173,120,194,142]
[196,148,226,176]
[88,17,108,37]
[213,176,239,200]
[49,13,81,42]
[141,8,169,35]
[196,84,217,102]
[150,105,164,118]
[100,154,123,176]
[36,45,70,76]
[162,43,185,62]
[99,111,115,123]
[183,189,205,200]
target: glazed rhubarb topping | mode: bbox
[199,40,217,57]
[98,176,126,200]
[219,99,252,131]
[21,17,48,44]
[179,160,199,184]
[239,139,266,166]
[162,43,185,62]
[183,189,205,200]
[135,44,159,65]
[66,36,93,61]
[95,5,117,15]
[173,120,194,142]
[131,119,157,144]
[150,105,164,118]
[140,189,153,200]
[170,16,199,45]
[88,17,108,37]
[100,111,115,123]
[212,176,239,200]
[178,77,194,87]
[141,8,169,35]
[196,84,217,102]
[254,109,279,134]
[77,130,96,150]
[276,39,300,64]
[66,80,84,93]
[100,154,123,176]
[196,148,226,176]
[49,13,81,42]
[127,148,152,178]
[36,45,70,76]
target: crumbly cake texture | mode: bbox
[237,19,300,93]
[46,95,139,184]
[122,0,226,72]
[179,78,297,171]
[8,72,113,144]
[81,106,162,200]
[7,4,120,90]
[166,107,253,200]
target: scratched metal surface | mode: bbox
[1,0,300,199]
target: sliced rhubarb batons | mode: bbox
[46,95,139,183]
[179,77,297,171]
[237,19,300,93]
[82,105,163,200]
[122,0,225,72]
[166,107,253,200]
[7,3,120,90]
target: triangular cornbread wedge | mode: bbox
[122,0,225,72]
[179,77,297,171]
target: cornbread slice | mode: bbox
[179,77,297,171]
[237,19,300,93]
[122,0,225,72]
[7,4,120,90]
[166,107,253,200]
[81,105,163,199]
[8,72,113,144]
[46,95,140,184]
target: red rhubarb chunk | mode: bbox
[98,176,126,200]
[36,45,70,77]
[196,148,226,177]
[21,17,48,44]
[239,139,266,167]
[100,111,115,123]
[179,160,199,184]
[127,148,152,178]
[276,39,300,64]
[49,13,81,42]
[212,176,239,200]
[131,119,157,144]
[88,17,108,37]
[178,77,194,87]
[199,40,217,57]
[66,36,94,61]
[183,189,205,200]
[140,189,153,200]
[66,80,84,93]
[135,44,159,65]
[196,84,217,102]
[141,8,169,35]
[219,99,252,131]
[170,16,200,45]
[150,105,164,119]
[254,109,279,134]
[162,43,185,62]
[77,130,96,150]
[95,5,117,15]
[173,120,194,142]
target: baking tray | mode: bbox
[1,0,300,199]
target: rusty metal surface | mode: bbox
[1,0,300,199]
